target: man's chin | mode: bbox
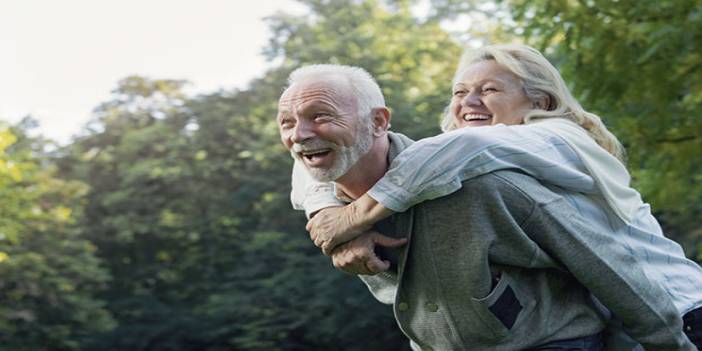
[305,166,344,182]
[302,161,341,182]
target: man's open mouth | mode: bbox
[300,149,332,163]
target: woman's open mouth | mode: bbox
[462,113,491,122]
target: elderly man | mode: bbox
[277,64,694,350]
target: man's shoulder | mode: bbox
[407,171,542,239]
[459,169,559,203]
[416,170,560,216]
[387,131,414,147]
[386,131,415,163]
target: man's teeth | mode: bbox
[302,149,330,156]
[463,114,491,121]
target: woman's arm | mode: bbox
[307,121,601,254]
[291,159,404,268]
[292,158,395,256]
[305,120,616,257]
[307,194,394,255]
[367,122,597,212]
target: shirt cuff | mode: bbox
[367,177,416,212]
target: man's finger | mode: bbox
[364,256,390,275]
[340,260,371,275]
[373,234,408,248]
[321,242,333,256]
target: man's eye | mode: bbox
[280,119,294,129]
[483,87,498,93]
[314,113,331,120]
[453,90,466,96]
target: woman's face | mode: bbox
[451,60,533,129]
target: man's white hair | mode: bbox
[288,64,386,119]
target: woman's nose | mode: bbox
[461,92,482,106]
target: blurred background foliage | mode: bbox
[1,0,700,349]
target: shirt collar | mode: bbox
[334,131,414,202]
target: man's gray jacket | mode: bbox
[358,132,693,350]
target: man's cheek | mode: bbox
[280,135,292,149]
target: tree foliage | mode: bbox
[0,122,114,350]
[266,0,461,138]
[501,0,702,255]
[431,0,702,255]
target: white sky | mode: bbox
[0,0,306,144]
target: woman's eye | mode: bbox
[453,90,466,96]
[314,113,331,121]
[483,87,498,92]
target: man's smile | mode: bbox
[300,149,333,167]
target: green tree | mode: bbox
[10,0,700,349]
[503,0,702,257]
[55,1,472,349]
[59,72,406,350]
[0,121,115,351]
[266,0,461,139]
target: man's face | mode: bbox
[277,78,373,182]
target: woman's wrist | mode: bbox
[351,194,394,230]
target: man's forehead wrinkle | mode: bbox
[280,81,355,114]
[280,90,338,109]
[277,109,290,120]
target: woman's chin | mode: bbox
[457,119,493,128]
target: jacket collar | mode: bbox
[335,131,414,202]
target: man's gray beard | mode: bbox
[291,120,374,182]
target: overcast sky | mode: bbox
[0,0,305,144]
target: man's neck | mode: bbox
[335,137,390,200]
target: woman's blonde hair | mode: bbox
[440,44,625,161]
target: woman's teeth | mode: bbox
[463,114,491,121]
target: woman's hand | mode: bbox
[306,194,396,255]
[307,204,369,255]
[329,231,407,275]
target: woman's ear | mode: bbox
[371,107,391,137]
[534,94,552,110]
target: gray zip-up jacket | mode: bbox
[358,132,693,350]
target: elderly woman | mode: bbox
[292,44,702,349]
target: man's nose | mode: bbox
[291,120,315,144]
[461,91,482,106]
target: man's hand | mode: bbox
[307,205,370,255]
[329,231,407,275]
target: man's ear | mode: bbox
[371,107,391,137]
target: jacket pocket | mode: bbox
[469,272,533,339]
